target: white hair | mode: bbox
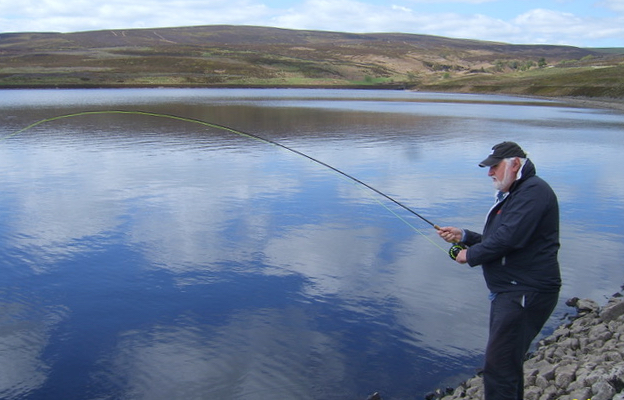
[493,157,527,192]
[504,157,527,180]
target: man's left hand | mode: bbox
[455,249,468,264]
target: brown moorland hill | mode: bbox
[0,25,622,98]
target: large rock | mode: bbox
[602,298,624,322]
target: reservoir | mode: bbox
[1,88,623,399]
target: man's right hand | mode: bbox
[437,226,463,243]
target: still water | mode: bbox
[0,89,623,399]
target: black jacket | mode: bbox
[463,159,561,293]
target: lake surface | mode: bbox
[1,88,623,400]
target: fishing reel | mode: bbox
[448,243,467,260]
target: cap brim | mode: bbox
[479,155,502,167]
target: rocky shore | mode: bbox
[556,97,624,112]
[421,290,624,400]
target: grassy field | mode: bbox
[422,62,624,98]
[1,25,622,99]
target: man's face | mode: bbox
[489,159,517,192]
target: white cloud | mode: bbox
[512,8,624,45]
[272,0,402,32]
[599,0,624,13]
[405,0,497,3]
[0,0,274,33]
[270,0,622,46]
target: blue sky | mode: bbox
[1,0,623,47]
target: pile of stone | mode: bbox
[432,294,624,400]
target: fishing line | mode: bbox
[3,110,447,253]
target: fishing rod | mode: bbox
[4,110,452,254]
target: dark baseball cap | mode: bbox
[479,141,527,167]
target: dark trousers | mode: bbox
[483,291,559,400]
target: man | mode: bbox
[437,142,561,400]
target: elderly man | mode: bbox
[437,142,561,400]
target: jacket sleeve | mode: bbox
[463,229,482,246]
[466,180,554,267]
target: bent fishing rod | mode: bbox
[5,110,460,256]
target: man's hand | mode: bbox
[454,249,468,264]
[437,226,463,243]
[438,227,469,264]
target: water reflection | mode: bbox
[99,309,344,399]
[0,89,623,399]
[0,294,67,397]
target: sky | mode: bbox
[1,0,623,48]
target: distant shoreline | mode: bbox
[549,96,624,112]
[2,84,623,112]
[0,83,408,91]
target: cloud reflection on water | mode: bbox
[1,89,623,399]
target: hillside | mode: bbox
[1,25,622,98]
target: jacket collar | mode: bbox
[509,158,535,193]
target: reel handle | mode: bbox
[449,243,467,260]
